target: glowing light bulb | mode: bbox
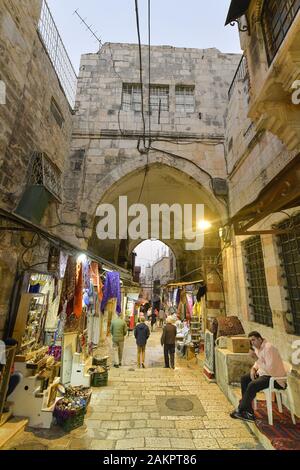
[197,220,212,231]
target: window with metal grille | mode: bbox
[175,85,195,112]
[122,83,142,111]
[27,152,62,202]
[243,236,273,326]
[150,85,169,112]
[277,214,300,334]
[262,0,300,65]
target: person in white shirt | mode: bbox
[230,331,287,422]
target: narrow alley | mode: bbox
[3,328,261,451]
[1,0,300,455]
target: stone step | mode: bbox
[0,417,28,449]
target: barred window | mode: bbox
[243,236,273,327]
[150,85,169,112]
[122,83,142,111]
[175,85,195,112]
[262,0,300,64]
[277,214,300,334]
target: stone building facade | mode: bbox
[0,0,74,336]
[224,0,300,415]
[64,43,240,319]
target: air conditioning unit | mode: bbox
[212,178,228,197]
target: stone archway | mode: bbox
[80,150,227,225]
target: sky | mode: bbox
[134,240,170,271]
[47,0,241,73]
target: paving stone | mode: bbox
[90,429,108,439]
[115,438,145,449]
[192,429,223,439]
[170,438,196,449]
[106,430,126,439]
[148,419,175,429]
[145,437,171,448]
[131,412,149,420]
[94,420,119,429]
[193,438,219,449]
[157,429,192,438]
[174,419,205,430]
[118,420,133,429]
[203,420,246,429]
[216,438,259,450]
[221,429,257,438]
[126,428,157,438]
[90,439,116,450]
[111,413,132,421]
[68,438,91,450]
[88,413,113,420]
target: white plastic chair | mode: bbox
[253,368,296,426]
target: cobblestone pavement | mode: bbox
[3,326,263,450]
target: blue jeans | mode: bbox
[6,372,22,399]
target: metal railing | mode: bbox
[38,0,77,108]
[228,55,249,100]
[262,0,300,65]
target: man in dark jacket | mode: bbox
[134,317,150,368]
[161,317,177,369]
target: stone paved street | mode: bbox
[3,326,262,450]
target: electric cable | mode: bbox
[134,0,147,152]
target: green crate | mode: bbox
[92,371,108,387]
[61,412,85,432]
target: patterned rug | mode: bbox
[255,401,300,450]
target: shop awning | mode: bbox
[0,208,133,281]
[225,0,251,25]
[165,279,204,288]
[230,153,300,234]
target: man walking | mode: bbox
[110,315,127,368]
[158,307,166,328]
[134,317,150,368]
[161,316,177,369]
[230,331,287,422]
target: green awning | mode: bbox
[225,0,251,25]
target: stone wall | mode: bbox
[0,0,74,338]
[224,12,300,414]
[0,0,73,212]
[64,43,240,251]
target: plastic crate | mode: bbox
[54,399,86,432]
[60,411,85,432]
[91,371,108,387]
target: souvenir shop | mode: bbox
[0,246,127,430]
[163,280,207,358]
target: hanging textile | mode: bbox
[186,293,193,321]
[59,252,69,279]
[100,271,121,314]
[74,262,83,318]
[193,300,202,320]
[83,258,91,290]
[90,261,103,302]
[196,283,207,301]
[175,288,181,306]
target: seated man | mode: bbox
[230,331,287,422]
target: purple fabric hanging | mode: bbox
[176,288,181,306]
[100,271,121,314]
